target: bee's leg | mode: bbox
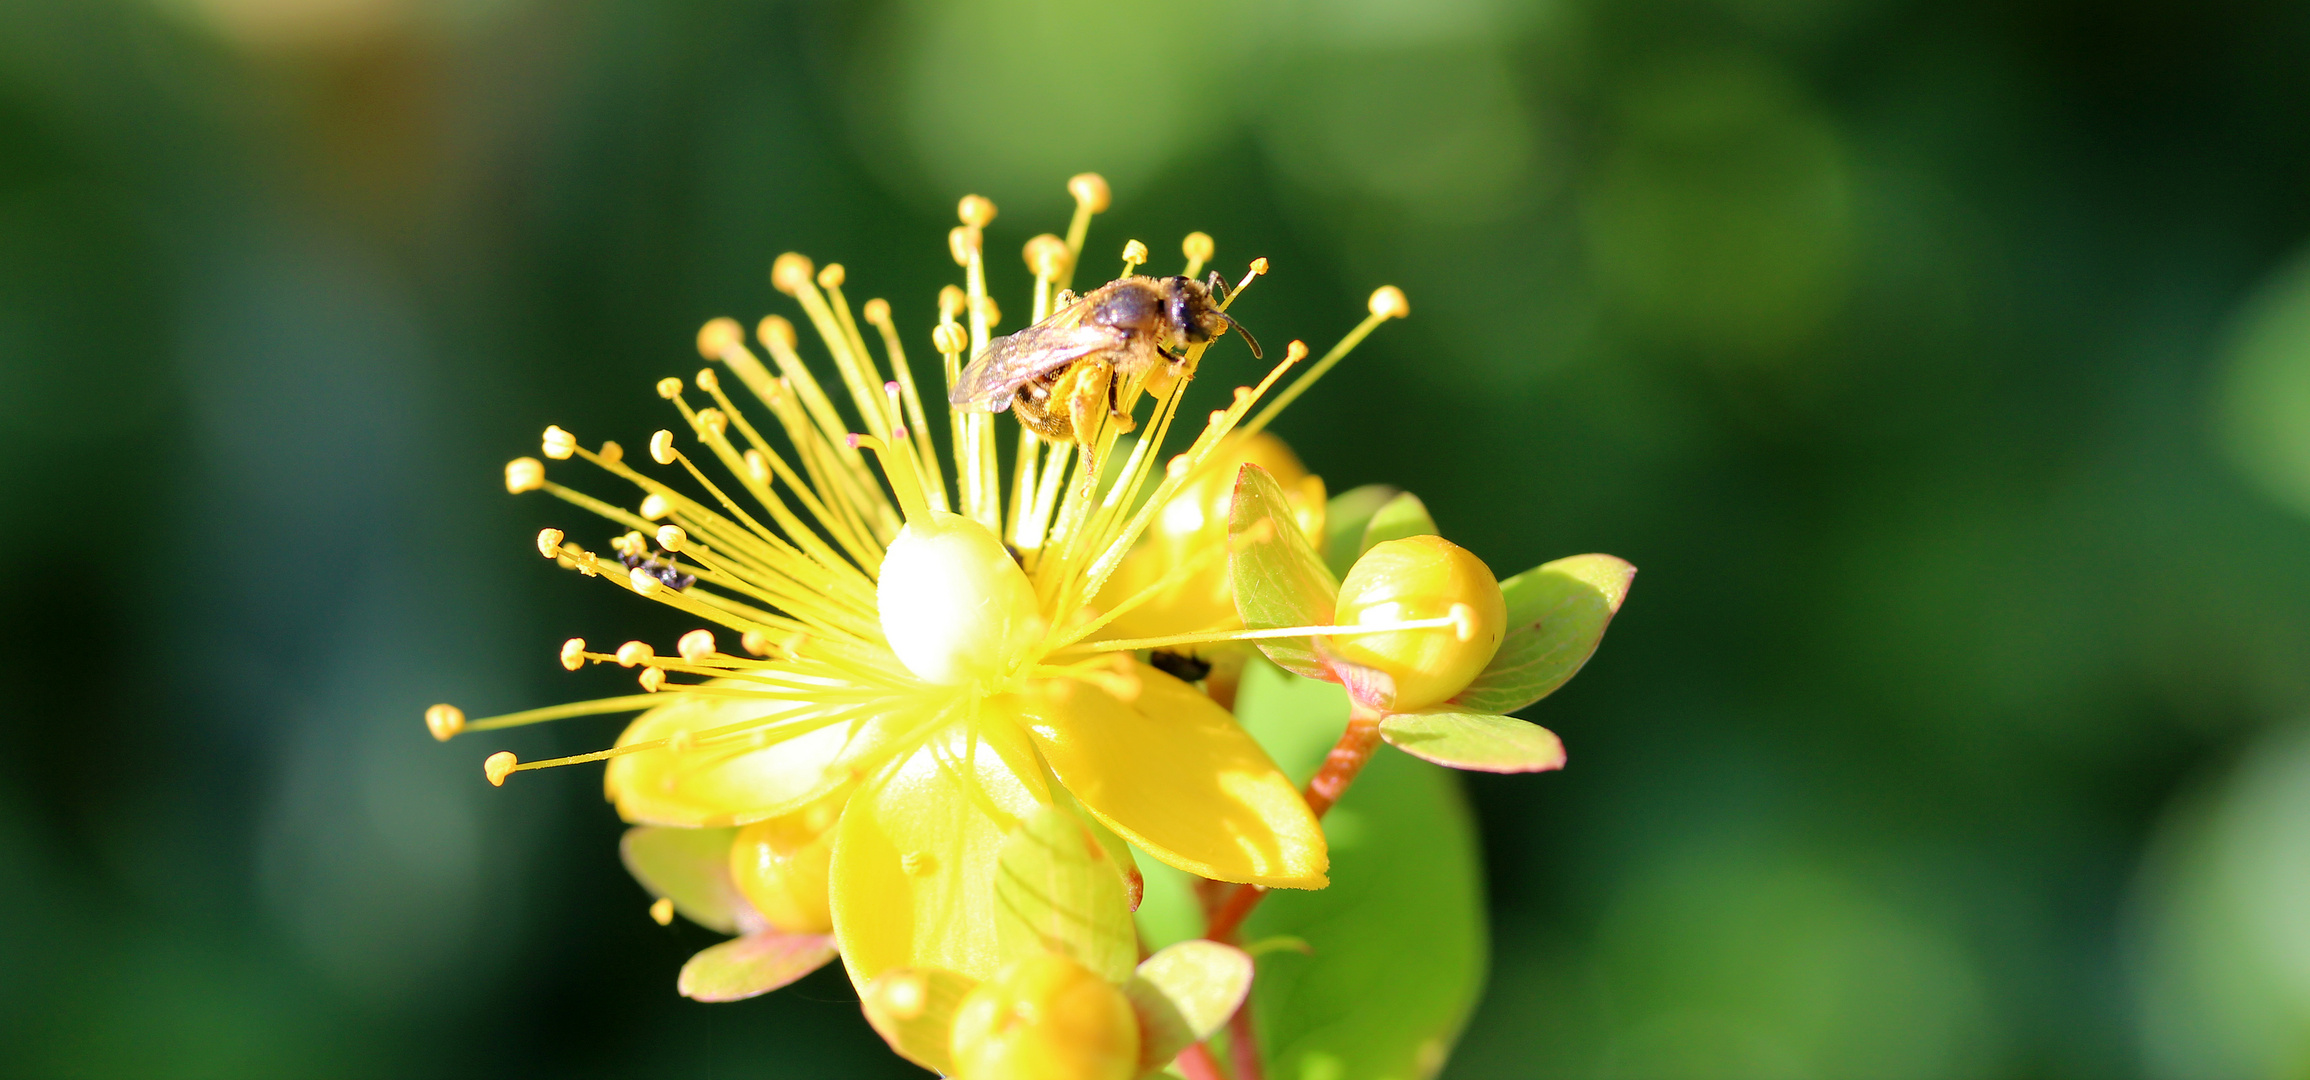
[1105,367,1138,434]
[1068,361,1118,449]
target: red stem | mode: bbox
[1207,706,1381,942]
[1179,1041,1229,1080]
[1227,994,1264,1080]
[1183,703,1384,1078]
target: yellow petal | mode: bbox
[604,685,903,827]
[830,711,1053,986]
[1001,664,1328,889]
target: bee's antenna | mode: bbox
[1217,312,1262,359]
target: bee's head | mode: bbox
[1163,275,1261,359]
[1163,276,1221,343]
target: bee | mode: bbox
[950,272,1261,450]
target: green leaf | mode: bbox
[860,967,979,1076]
[995,806,1137,983]
[1228,463,1341,681]
[1231,660,1488,1080]
[619,826,758,934]
[676,930,838,1002]
[1323,484,1401,579]
[1125,940,1257,1069]
[1380,708,1567,773]
[1359,490,1438,552]
[1452,552,1636,715]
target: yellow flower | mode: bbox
[430,176,1412,989]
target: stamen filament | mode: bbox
[1238,307,1389,442]
[464,695,663,732]
[1077,612,1462,655]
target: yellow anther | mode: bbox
[630,567,662,594]
[1122,239,1149,266]
[1250,257,1271,276]
[649,897,674,926]
[425,703,465,742]
[678,628,716,661]
[616,641,655,667]
[696,407,728,436]
[973,295,1002,327]
[757,314,797,352]
[536,527,564,558]
[741,630,774,657]
[771,253,814,295]
[1069,172,1112,213]
[957,194,997,229]
[1025,233,1070,278]
[1286,339,1310,363]
[816,262,846,289]
[640,493,671,520]
[1369,285,1410,319]
[650,430,676,465]
[598,440,624,464]
[939,285,966,318]
[505,457,545,494]
[656,524,687,552]
[863,297,892,326]
[933,324,969,354]
[949,226,975,267]
[639,667,666,692]
[696,316,743,359]
[484,751,518,786]
[560,637,587,671]
[656,377,683,400]
[1183,231,1214,263]
[611,531,647,557]
[744,449,770,485]
[541,426,577,460]
[695,367,720,393]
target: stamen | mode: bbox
[639,667,666,692]
[616,640,655,667]
[536,527,564,558]
[650,897,675,926]
[506,457,545,494]
[459,694,661,732]
[542,426,577,460]
[425,704,465,742]
[1182,232,1214,278]
[1121,239,1148,277]
[1059,173,1110,294]
[656,524,687,552]
[1237,287,1406,442]
[741,630,775,657]
[1078,612,1464,655]
[561,637,587,671]
[598,441,624,464]
[485,751,517,786]
[650,429,676,465]
[678,629,717,661]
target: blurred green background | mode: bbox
[9,0,2310,1075]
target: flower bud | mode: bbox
[1327,535,1507,710]
[949,953,1139,1080]
[878,512,1042,686]
[729,808,836,934]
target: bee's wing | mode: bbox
[949,321,1123,411]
